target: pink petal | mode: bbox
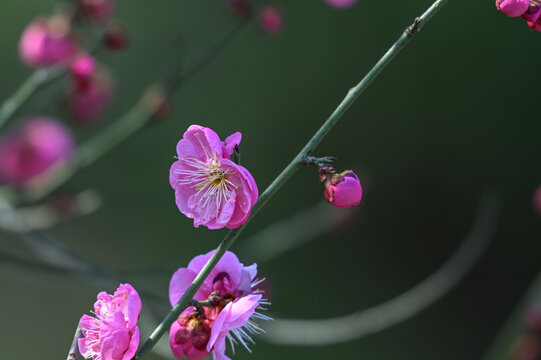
[188,250,243,291]
[101,328,130,360]
[122,326,140,360]
[207,305,230,351]
[211,334,231,360]
[169,268,212,306]
[221,132,242,158]
[183,125,223,160]
[225,294,262,328]
[121,283,142,330]
[169,322,185,360]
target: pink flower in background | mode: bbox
[169,250,270,360]
[19,16,77,67]
[67,61,114,125]
[0,117,75,186]
[495,0,530,17]
[523,5,541,21]
[324,170,362,208]
[325,0,358,9]
[534,185,541,215]
[259,5,284,35]
[104,23,128,51]
[169,125,258,230]
[79,284,141,360]
[79,0,115,21]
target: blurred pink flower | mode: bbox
[19,16,77,67]
[534,185,541,215]
[79,0,115,21]
[259,5,284,35]
[495,0,530,17]
[0,117,75,186]
[169,125,258,229]
[68,62,114,125]
[169,250,270,360]
[79,283,141,360]
[104,23,128,51]
[324,170,362,208]
[325,0,357,9]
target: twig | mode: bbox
[264,193,500,345]
[66,322,83,360]
[134,1,450,358]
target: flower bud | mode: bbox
[0,117,75,186]
[523,5,541,21]
[495,0,530,17]
[78,0,115,21]
[104,23,128,51]
[19,15,77,67]
[67,67,113,125]
[259,5,284,35]
[324,170,362,208]
[324,0,357,9]
[70,54,96,91]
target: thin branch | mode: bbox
[134,1,450,358]
[66,321,83,360]
[264,193,500,345]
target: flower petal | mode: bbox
[221,132,242,158]
[169,268,211,306]
[122,326,140,360]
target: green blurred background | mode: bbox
[1,0,541,359]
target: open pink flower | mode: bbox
[19,16,77,67]
[324,0,357,9]
[0,117,74,186]
[79,283,141,360]
[324,170,362,208]
[169,125,258,230]
[169,250,270,360]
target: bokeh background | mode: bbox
[1,0,541,359]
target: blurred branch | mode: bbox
[481,268,541,360]
[0,189,101,233]
[238,200,356,264]
[135,1,450,358]
[264,193,500,345]
[66,321,82,360]
[0,69,64,130]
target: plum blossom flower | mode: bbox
[78,283,141,360]
[324,170,362,208]
[67,56,114,125]
[19,15,77,67]
[495,0,530,17]
[259,5,284,35]
[79,0,115,21]
[169,125,258,230]
[169,250,270,360]
[0,117,75,186]
[523,4,541,21]
[324,0,357,9]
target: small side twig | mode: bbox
[66,322,83,360]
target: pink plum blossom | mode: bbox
[324,0,357,9]
[67,64,114,125]
[324,170,362,208]
[169,125,258,230]
[79,0,115,21]
[495,0,530,17]
[0,117,75,186]
[169,250,270,360]
[259,5,284,35]
[19,16,77,67]
[79,283,141,360]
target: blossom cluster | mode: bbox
[495,0,541,30]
